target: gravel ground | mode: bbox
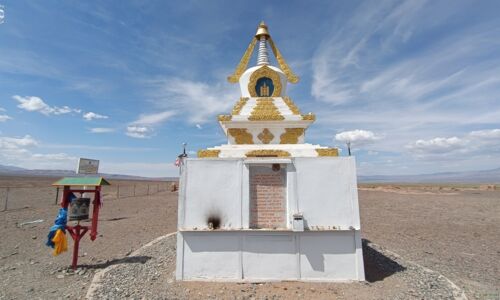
[87,233,465,300]
[359,187,500,299]
[0,176,177,300]
[0,177,498,299]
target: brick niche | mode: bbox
[249,165,286,229]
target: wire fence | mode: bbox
[0,181,178,212]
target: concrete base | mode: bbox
[176,230,365,281]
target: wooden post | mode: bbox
[157,184,159,193]
[147,185,150,196]
[3,187,9,211]
[117,185,120,199]
[54,187,60,205]
[133,184,136,197]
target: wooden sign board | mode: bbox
[77,158,99,175]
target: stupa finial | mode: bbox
[255,21,270,40]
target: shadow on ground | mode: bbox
[79,255,152,270]
[363,239,406,282]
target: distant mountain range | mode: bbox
[0,164,498,183]
[0,164,177,181]
[358,167,500,183]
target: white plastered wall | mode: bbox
[176,157,364,281]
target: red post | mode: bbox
[66,224,88,270]
[61,186,71,209]
[90,187,101,241]
[71,225,81,270]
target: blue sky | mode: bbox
[0,0,499,177]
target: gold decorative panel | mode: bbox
[316,148,339,157]
[217,115,232,121]
[231,97,249,115]
[227,38,257,83]
[268,37,299,84]
[245,150,291,157]
[302,113,316,121]
[248,66,282,97]
[283,96,301,115]
[248,98,284,121]
[280,128,305,144]
[197,149,221,158]
[228,128,254,144]
[258,128,274,144]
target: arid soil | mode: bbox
[0,177,498,299]
[0,176,177,299]
[359,185,499,299]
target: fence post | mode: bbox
[117,185,120,199]
[54,187,60,205]
[133,184,136,197]
[147,185,150,196]
[157,184,159,193]
[3,187,9,211]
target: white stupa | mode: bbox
[176,22,365,282]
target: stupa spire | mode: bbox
[257,37,270,66]
[227,21,299,83]
[256,21,270,66]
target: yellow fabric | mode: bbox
[52,229,68,256]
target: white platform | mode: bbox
[176,157,365,281]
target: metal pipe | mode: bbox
[54,187,59,205]
[3,187,9,211]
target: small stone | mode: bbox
[57,274,65,279]
[31,236,37,240]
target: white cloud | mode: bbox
[306,2,500,175]
[195,124,202,129]
[132,110,175,125]
[0,114,12,122]
[99,161,179,177]
[407,137,467,154]
[126,110,175,139]
[469,129,500,139]
[335,130,380,146]
[31,153,76,161]
[89,127,115,133]
[13,95,81,115]
[146,77,238,124]
[0,134,76,169]
[83,112,108,121]
[126,126,153,139]
[403,128,500,164]
[0,135,38,149]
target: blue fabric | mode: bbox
[68,192,77,203]
[46,207,68,248]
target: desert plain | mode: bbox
[0,176,498,299]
